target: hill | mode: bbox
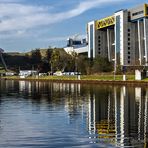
[0,48,66,72]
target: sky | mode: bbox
[0,0,147,52]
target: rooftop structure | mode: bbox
[64,35,88,54]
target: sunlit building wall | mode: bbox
[87,3,148,66]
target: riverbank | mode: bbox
[1,74,148,86]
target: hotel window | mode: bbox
[128,51,130,54]
[128,60,130,64]
[128,47,130,50]
[128,33,130,37]
[98,52,101,54]
[128,42,130,46]
[128,29,130,32]
[128,56,130,59]
[128,38,130,41]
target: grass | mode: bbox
[0,69,15,73]
[2,74,136,81]
[0,69,6,73]
[142,77,148,81]
[81,75,135,81]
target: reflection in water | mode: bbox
[0,80,148,147]
[88,86,148,147]
[88,92,95,136]
[144,90,148,148]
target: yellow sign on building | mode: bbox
[144,3,148,16]
[96,16,115,30]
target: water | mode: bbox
[0,80,147,148]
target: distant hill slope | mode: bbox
[25,48,49,59]
[6,49,48,58]
[0,48,65,71]
[6,48,65,58]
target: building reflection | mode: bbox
[0,80,148,147]
[18,81,81,95]
[88,86,148,147]
[88,92,96,135]
[144,89,148,148]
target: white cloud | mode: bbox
[0,0,127,33]
[0,0,24,3]
[45,36,67,42]
[38,34,85,42]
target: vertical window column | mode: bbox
[107,29,111,61]
[144,18,148,66]
[115,15,121,68]
[127,28,131,64]
[98,35,101,55]
[90,24,94,59]
[138,20,142,65]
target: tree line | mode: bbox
[1,47,114,74]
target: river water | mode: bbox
[0,80,147,148]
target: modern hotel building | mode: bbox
[87,4,148,66]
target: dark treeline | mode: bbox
[0,48,114,74]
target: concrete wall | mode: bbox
[129,4,145,21]
[95,30,108,57]
[95,28,114,60]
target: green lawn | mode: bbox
[0,69,6,73]
[81,75,135,81]
[2,74,136,81]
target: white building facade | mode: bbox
[87,4,148,66]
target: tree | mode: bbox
[77,55,89,74]
[50,50,60,72]
[92,56,113,73]
[31,49,41,64]
[50,48,76,72]
[58,50,74,72]
[46,48,52,62]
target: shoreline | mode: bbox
[1,77,148,86]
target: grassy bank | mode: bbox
[1,74,135,81]
[3,75,148,86]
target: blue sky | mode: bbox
[0,0,147,52]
